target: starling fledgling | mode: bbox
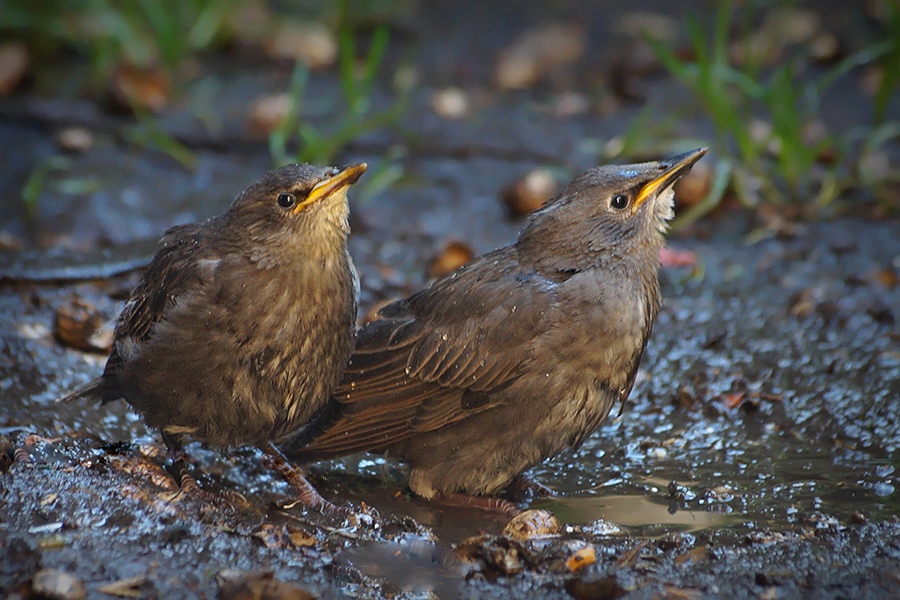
[281,149,707,514]
[63,162,366,511]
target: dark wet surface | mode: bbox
[3,0,900,598]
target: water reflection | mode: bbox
[534,493,742,535]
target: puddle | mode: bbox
[534,493,742,536]
[337,534,469,598]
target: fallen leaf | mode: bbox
[428,241,473,279]
[724,392,745,409]
[566,546,596,572]
[288,528,317,548]
[674,546,709,565]
[216,569,314,600]
[501,168,557,217]
[503,509,561,541]
[663,586,702,599]
[0,42,30,96]
[53,297,112,353]
[247,93,292,137]
[263,20,336,69]
[32,569,86,600]
[495,23,585,90]
[109,63,170,113]
[96,575,147,598]
[675,162,713,207]
[659,247,697,268]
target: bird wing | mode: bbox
[294,248,559,458]
[98,221,218,400]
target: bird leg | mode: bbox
[160,433,240,506]
[433,492,521,517]
[259,442,348,515]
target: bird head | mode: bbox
[518,148,707,273]
[224,162,367,264]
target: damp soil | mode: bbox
[2,0,900,598]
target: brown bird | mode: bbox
[63,162,366,511]
[281,149,707,514]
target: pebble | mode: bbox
[32,569,86,600]
[431,87,469,119]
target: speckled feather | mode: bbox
[283,150,705,498]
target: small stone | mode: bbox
[501,168,558,217]
[428,240,473,279]
[263,20,337,69]
[32,569,86,600]
[646,447,667,459]
[503,509,561,541]
[0,41,30,96]
[431,87,469,119]
[550,91,589,118]
[56,127,94,153]
[809,32,841,63]
[247,93,292,137]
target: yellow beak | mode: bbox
[632,148,708,214]
[294,162,368,213]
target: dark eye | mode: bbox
[610,194,629,210]
[277,193,297,209]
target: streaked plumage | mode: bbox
[282,150,706,509]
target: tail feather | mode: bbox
[277,399,343,460]
[57,379,102,404]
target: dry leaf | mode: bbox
[566,546,596,572]
[501,168,557,217]
[264,20,336,69]
[503,509,561,541]
[659,247,697,268]
[495,23,585,90]
[32,569,86,600]
[247,93,292,137]
[96,576,148,598]
[0,42,30,96]
[428,241,473,278]
[109,64,170,113]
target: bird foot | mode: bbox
[259,442,349,515]
[433,492,521,517]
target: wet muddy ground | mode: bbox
[2,1,900,598]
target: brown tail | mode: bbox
[57,379,101,404]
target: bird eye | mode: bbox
[276,193,297,209]
[610,194,629,210]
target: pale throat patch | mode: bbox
[654,186,676,231]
